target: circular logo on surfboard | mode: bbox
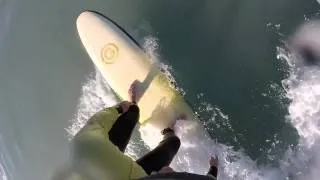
[102,43,118,64]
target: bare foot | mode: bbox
[129,80,138,104]
[129,80,143,104]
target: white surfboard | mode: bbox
[76,11,206,136]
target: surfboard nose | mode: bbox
[76,11,99,28]
[77,11,120,65]
[77,11,90,30]
[76,11,98,40]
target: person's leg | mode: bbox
[108,104,140,152]
[136,128,181,174]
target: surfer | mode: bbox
[52,82,218,180]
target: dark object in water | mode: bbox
[299,46,318,66]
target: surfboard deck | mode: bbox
[76,11,195,130]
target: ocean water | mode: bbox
[0,0,320,180]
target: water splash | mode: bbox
[169,20,320,180]
[143,36,160,63]
[0,136,8,180]
[0,134,17,180]
[272,20,320,180]
[0,163,7,180]
[66,70,118,138]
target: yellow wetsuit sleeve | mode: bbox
[71,106,147,180]
[84,106,120,135]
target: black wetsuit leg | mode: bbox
[108,105,140,152]
[136,131,181,174]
